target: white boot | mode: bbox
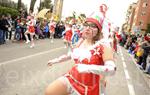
[26,40,30,43]
[30,44,35,48]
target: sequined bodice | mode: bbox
[71,43,104,65]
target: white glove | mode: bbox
[47,55,70,66]
[77,64,105,74]
[76,64,91,73]
[77,60,116,76]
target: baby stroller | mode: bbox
[14,25,22,41]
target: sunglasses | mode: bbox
[83,23,98,28]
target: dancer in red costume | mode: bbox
[24,16,35,48]
[63,23,73,48]
[49,20,56,43]
[45,7,116,95]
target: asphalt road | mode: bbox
[0,39,149,95]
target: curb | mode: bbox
[129,53,150,88]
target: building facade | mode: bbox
[132,0,150,34]
[125,3,137,32]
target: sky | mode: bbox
[62,0,138,27]
[12,0,138,27]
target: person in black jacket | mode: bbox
[0,15,9,44]
[0,16,4,44]
[141,38,150,70]
[6,14,13,40]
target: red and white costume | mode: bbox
[64,28,73,42]
[50,3,116,94]
[49,22,55,33]
[55,41,116,95]
[27,20,35,33]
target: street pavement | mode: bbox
[0,39,150,95]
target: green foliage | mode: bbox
[72,11,76,18]
[0,0,26,10]
[0,0,20,9]
[17,0,22,9]
[80,13,86,18]
[39,0,53,11]
[0,6,19,18]
[146,24,150,33]
[44,0,52,9]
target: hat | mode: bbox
[85,4,108,31]
[86,12,104,31]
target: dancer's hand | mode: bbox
[47,60,53,66]
[47,58,59,66]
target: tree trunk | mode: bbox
[17,0,21,10]
[29,0,37,11]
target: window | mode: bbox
[142,2,148,7]
[144,0,148,2]
[141,11,146,16]
[139,21,143,26]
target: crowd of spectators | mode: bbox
[118,32,150,74]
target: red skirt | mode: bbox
[28,26,35,33]
[64,36,72,42]
[66,75,99,95]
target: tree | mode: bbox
[72,11,76,18]
[80,13,86,18]
[17,0,22,10]
[39,0,52,11]
[45,0,52,9]
[0,0,21,9]
[29,0,37,11]
[0,6,19,18]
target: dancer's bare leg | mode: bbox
[50,33,54,43]
[30,33,35,48]
[24,31,30,43]
[45,79,68,95]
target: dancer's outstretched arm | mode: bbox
[48,53,71,66]
[77,60,116,76]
